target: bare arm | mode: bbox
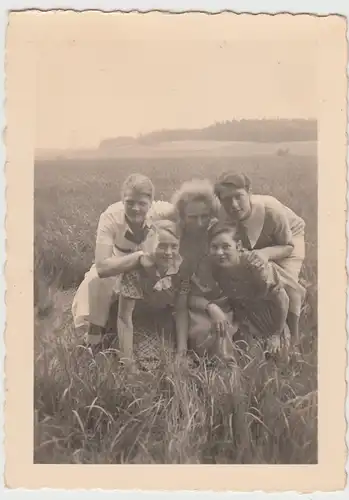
[188,295,231,337]
[117,294,136,362]
[257,244,293,262]
[94,211,146,278]
[174,293,189,355]
[188,294,210,311]
[189,294,230,311]
[96,246,144,278]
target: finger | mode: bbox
[250,255,261,266]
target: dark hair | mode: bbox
[207,221,239,244]
[214,172,251,199]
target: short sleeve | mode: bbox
[96,212,116,247]
[120,270,144,300]
[269,207,294,247]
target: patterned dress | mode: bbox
[212,252,290,340]
[120,261,190,369]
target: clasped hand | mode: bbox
[207,303,232,337]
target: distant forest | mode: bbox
[99,119,317,149]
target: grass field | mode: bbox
[34,153,318,464]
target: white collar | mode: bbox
[155,254,183,278]
[240,195,266,248]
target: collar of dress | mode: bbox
[239,195,266,249]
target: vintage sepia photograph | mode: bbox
[4,9,347,491]
[33,12,318,466]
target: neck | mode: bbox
[156,262,171,276]
[125,215,145,231]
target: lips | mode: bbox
[218,257,228,264]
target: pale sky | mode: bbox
[30,13,318,150]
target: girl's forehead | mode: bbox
[220,186,247,198]
[184,200,210,215]
[211,231,236,244]
[123,189,151,202]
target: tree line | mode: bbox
[99,119,317,149]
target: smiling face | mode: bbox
[209,230,241,268]
[123,189,152,225]
[154,229,180,268]
[219,186,252,222]
[182,200,211,234]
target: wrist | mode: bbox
[206,302,218,315]
[137,251,145,267]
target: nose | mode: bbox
[231,199,239,210]
[197,217,205,227]
[132,203,141,212]
[216,247,224,256]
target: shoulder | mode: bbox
[97,202,126,237]
[256,195,283,216]
[101,201,125,223]
[256,197,289,229]
[261,195,305,231]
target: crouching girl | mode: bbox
[188,223,291,359]
[116,219,190,370]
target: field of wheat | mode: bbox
[34,154,318,464]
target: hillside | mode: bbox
[36,119,317,160]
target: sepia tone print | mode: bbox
[5,11,347,491]
[33,18,317,466]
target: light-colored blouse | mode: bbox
[219,194,305,251]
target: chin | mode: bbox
[129,215,145,224]
[230,212,244,221]
[215,260,229,268]
[159,258,172,267]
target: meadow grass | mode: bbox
[34,154,318,464]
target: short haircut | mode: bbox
[214,172,251,199]
[171,178,221,219]
[121,173,155,200]
[207,221,239,244]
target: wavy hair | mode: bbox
[171,178,221,220]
